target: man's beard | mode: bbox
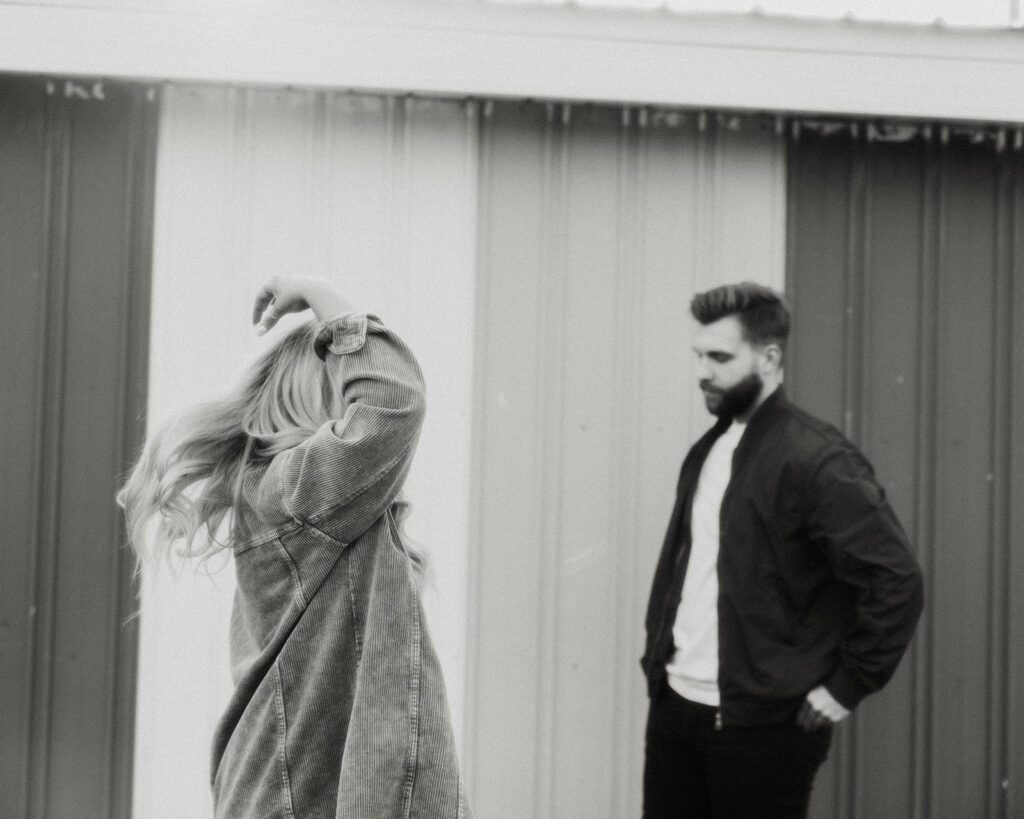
[700,371,763,419]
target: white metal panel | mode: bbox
[134,86,477,818]
[4,1,1024,124]
[466,103,785,818]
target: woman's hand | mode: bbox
[252,276,354,335]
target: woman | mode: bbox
[119,276,470,818]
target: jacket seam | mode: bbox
[273,662,296,819]
[400,582,423,818]
[304,436,417,530]
[345,552,363,656]
[275,538,308,609]
[234,520,304,555]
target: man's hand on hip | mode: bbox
[797,685,850,732]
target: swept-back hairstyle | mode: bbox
[118,319,342,562]
[690,282,790,352]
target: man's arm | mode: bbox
[804,444,925,719]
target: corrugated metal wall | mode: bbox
[467,102,786,817]
[135,86,479,818]
[788,126,1024,819]
[0,76,156,819]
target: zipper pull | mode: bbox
[714,710,723,731]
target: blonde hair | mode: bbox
[118,319,341,562]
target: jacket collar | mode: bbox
[747,384,789,428]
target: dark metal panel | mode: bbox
[0,75,156,819]
[855,142,927,819]
[787,128,1022,819]
[0,75,49,819]
[931,146,1001,817]
[1007,160,1024,819]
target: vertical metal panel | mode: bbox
[0,74,49,819]
[0,75,156,819]
[788,127,1022,818]
[1008,160,1024,819]
[468,103,785,818]
[137,86,478,819]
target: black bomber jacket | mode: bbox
[641,388,924,726]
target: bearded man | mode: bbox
[640,282,923,819]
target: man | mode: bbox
[640,282,923,818]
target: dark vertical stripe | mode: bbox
[987,150,1013,819]
[911,137,940,819]
[788,125,1023,819]
[29,84,72,819]
[109,84,157,819]
[1007,153,1024,819]
[0,76,155,819]
[0,75,48,819]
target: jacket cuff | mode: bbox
[313,312,369,360]
[824,667,868,711]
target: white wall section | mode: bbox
[134,85,478,818]
[466,104,785,817]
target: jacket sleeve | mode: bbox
[806,445,924,709]
[258,313,426,545]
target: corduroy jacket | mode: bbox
[211,313,470,818]
[641,388,924,727]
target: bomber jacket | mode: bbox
[211,313,470,818]
[641,388,924,727]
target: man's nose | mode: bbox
[695,357,712,381]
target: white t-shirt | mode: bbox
[666,420,746,706]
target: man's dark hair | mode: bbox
[690,282,790,350]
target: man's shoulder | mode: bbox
[765,398,858,462]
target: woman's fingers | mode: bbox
[252,284,277,326]
[254,301,280,336]
[251,277,312,335]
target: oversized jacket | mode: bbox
[641,388,924,727]
[211,313,471,818]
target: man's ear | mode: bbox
[760,343,783,375]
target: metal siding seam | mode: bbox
[926,138,953,819]
[1007,155,1024,819]
[693,115,715,294]
[307,88,330,280]
[987,152,1013,819]
[533,100,569,819]
[711,119,725,282]
[842,137,866,447]
[910,138,940,819]
[767,125,787,291]
[232,87,255,287]
[609,105,643,819]
[834,135,864,819]
[462,98,493,798]
[395,96,413,287]
[29,88,73,819]
[2,80,34,819]
[13,78,49,819]
[106,84,155,819]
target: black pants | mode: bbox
[643,685,832,819]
